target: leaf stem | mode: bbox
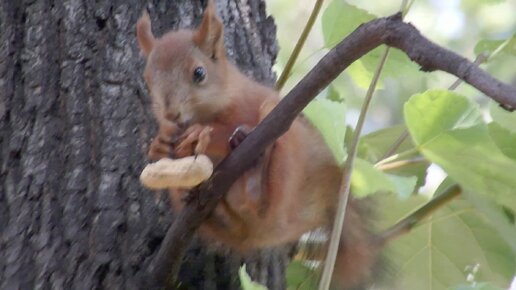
[378,130,411,162]
[275,0,324,91]
[318,47,391,290]
[487,37,511,60]
[376,156,426,171]
[402,0,416,16]
[375,147,419,167]
[377,184,462,244]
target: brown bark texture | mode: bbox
[0,0,287,289]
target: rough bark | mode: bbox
[0,0,285,289]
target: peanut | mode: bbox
[140,155,213,189]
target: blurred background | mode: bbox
[267,0,516,193]
[268,0,516,129]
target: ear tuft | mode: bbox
[193,0,225,60]
[136,10,155,58]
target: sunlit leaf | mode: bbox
[360,46,419,82]
[405,90,483,145]
[352,158,417,198]
[404,90,516,212]
[321,1,418,89]
[346,59,384,89]
[303,98,347,164]
[474,35,516,58]
[322,1,380,89]
[322,0,375,48]
[489,101,516,133]
[239,265,268,290]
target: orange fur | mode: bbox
[137,1,377,288]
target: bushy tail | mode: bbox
[332,198,380,290]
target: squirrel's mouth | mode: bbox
[173,111,196,128]
[165,112,181,122]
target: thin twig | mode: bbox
[378,130,410,162]
[275,0,324,91]
[318,47,391,290]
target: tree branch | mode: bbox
[144,13,516,289]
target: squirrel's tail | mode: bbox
[331,198,380,289]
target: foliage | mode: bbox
[240,265,269,290]
[452,283,504,290]
[474,35,516,58]
[376,179,516,290]
[404,90,516,213]
[303,98,347,163]
[269,0,516,289]
[286,261,319,290]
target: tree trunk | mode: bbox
[0,0,287,289]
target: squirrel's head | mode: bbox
[136,1,230,125]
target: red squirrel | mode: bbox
[137,1,377,288]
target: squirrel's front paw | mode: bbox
[176,124,213,157]
[229,125,252,150]
[148,122,181,161]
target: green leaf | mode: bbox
[474,35,516,58]
[239,265,268,290]
[359,125,429,191]
[346,59,384,90]
[488,122,516,160]
[286,261,318,290]
[326,84,343,102]
[404,90,516,212]
[451,282,504,290]
[321,0,375,48]
[303,98,347,163]
[360,46,419,81]
[489,100,516,133]
[462,189,516,255]
[359,125,412,161]
[404,90,483,145]
[351,158,417,198]
[321,1,418,89]
[375,191,516,290]
[388,174,418,199]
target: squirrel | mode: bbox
[136,1,378,288]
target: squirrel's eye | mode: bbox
[192,66,206,84]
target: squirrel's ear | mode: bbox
[136,11,155,58]
[193,0,225,60]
